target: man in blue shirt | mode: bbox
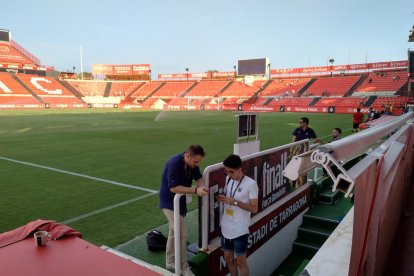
[159,144,208,275]
[291,117,320,144]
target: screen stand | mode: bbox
[233,140,260,157]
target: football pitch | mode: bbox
[0,109,351,247]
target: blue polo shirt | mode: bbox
[159,153,202,216]
[292,127,317,141]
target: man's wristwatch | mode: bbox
[233,200,238,206]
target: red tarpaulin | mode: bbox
[0,220,161,276]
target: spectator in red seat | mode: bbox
[352,107,364,132]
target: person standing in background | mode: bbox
[352,108,364,132]
[217,154,258,276]
[291,117,321,144]
[159,145,208,276]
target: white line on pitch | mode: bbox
[0,156,157,193]
[62,193,157,224]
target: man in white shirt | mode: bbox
[217,154,258,276]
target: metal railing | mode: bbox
[173,193,184,276]
[11,40,41,65]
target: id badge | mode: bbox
[225,208,234,217]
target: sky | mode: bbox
[1,0,413,77]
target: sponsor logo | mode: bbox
[349,64,368,70]
[390,61,408,67]
[261,153,288,209]
[293,107,319,112]
[249,106,273,111]
[212,72,235,77]
[0,54,24,61]
[132,65,150,71]
[371,62,389,68]
[333,65,347,71]
[302,67,328,73]
[114,66,130,71]
[191,73,208,78]
[273,68,295,74]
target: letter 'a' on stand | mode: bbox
[234,112,260,156]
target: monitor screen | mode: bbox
[238,114,256,138]
[238,58,267,75]
[0,30,10,43]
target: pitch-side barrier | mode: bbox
[283,112,414,197]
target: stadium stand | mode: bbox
[165,97,194,110]
[354,70,408,95]
[371,96,412,109]
[151,81,195,98]
[0,72,32,94]
[219,80,266,97]
[185,80,230,97]
[0,42,38,65]
[314,97,365,107]
[109,82,145,97]
[0,95,40,106]
[66,80,107,97]
[167,97,190,106]
[253,97,272,105]
[305,75,361,96]
[10,40,41,66]
[0,73,42,107]
[243,96,260,104]
[17,74,83,104]
[190,98,210,107]
[139,97,158,108]
[129,82,163,100]
[267,97,313,106]
[260,78,311,97]
[220,97,243,105]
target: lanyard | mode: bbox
[229,176,244,199]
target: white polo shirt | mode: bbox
[220,175,258,239]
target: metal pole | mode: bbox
[80,46,84,80]
[173,194,184,276]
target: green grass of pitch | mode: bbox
[0,109,352,246]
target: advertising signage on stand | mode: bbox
[241,104,371,114]
[92,64,150,75]
[203,140,310,275]
[158,72,208,80]
[207,186,311,275]
[212,72,236,78]
[271,60,408,76]
[158,71,236,80]
[0,42,35,64]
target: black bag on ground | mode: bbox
[146,229,167,251]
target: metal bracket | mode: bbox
[310,150,355,198]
